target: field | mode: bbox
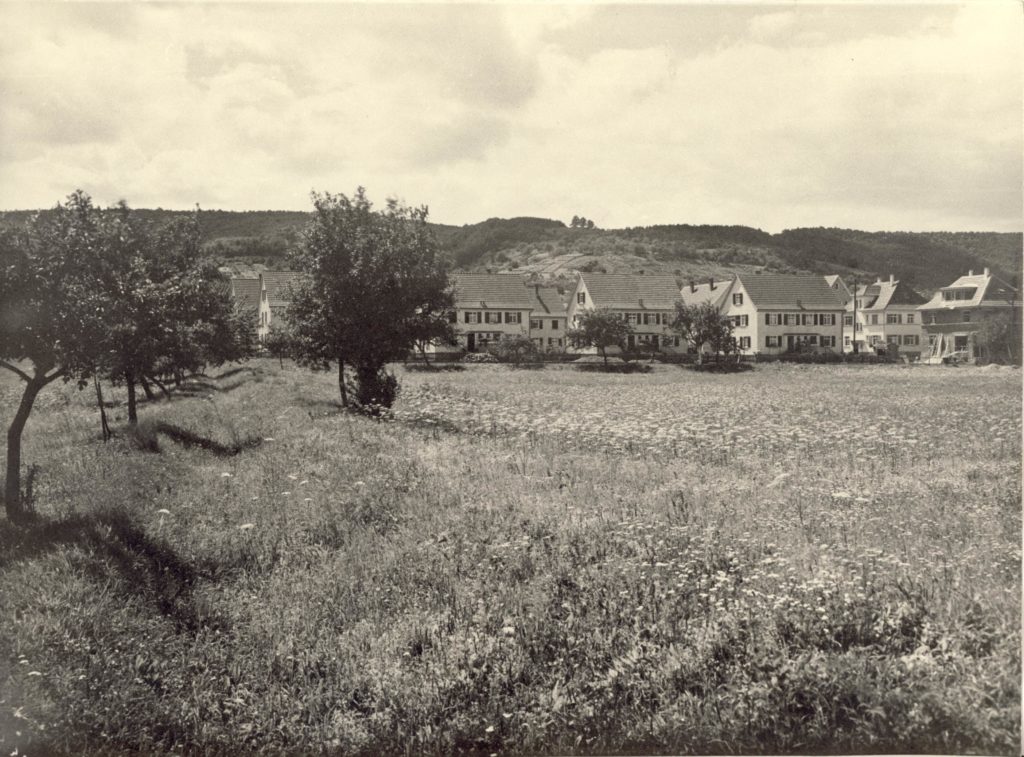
[0,361,1020,754]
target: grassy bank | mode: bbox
[0,361,1019,754]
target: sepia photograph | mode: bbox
[0,1,1021,754]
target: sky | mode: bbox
[1,2,1021,233]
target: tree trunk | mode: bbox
[419,342,431,365]
[95,375,112,442]
[139,374,156,401]
[601,347,608,367]
[338,359,349,407]
[150,375,171,399]
[5,376,45,522]
[125,370,138,425]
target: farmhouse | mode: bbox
[918,268,1021,363]
[567,273,685,352]
[844,275,927,358]
[707,274,846,355]
[450,273,534,352]
[257,271,303,342]
[528,285,569,351]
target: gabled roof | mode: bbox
[680,279,732,308]
[230,278,261,313]
[261,271,304,307]
[735,274,847,310]
[919,270,1020,311]
[528,286,567,316]
[855,279,927,310]
[824,275,852,303]
[451,274,534,308]
[580,273,682,310]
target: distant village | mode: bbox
[229,267,1021,365]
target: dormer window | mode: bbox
[942,288,976,302]
[577,292,585,304]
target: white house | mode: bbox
[566,273,686,353]
[449,273,534,352]
[843,275,927,358]
[528,285,568,351]
[257,271,303,342]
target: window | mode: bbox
[906,314,915,324]
[844,336,851,347]
[801,314,812,326]
[903,335,919,346]
[963,311,971,323]
[821,336,835,347]
[505,312,522,324]
[530,319,542,330]
[732,314,748,327]
[448,311,458,324]
[626,313,638,324]
[823,314,836,326]
[642,313,651,325]
[843,315,854,326]
[733,293,743,306]
[887,335,900,345]
[766,335,781,348]
[484,312,502,324]
[738,336,751,350]
[577,292,585,304]
[673,336,681,347]
[784,314,799,326]
[465,312,480,324]
[551,320,559,330]
[886,313,901,325]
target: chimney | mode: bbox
[889,274,895,284]
[709,277,715,291]
[689,279,696,293]
[639,297,644,307]
[875,277,882,284]
[984,267,990,277]
[968,269,973,276]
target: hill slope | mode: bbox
[1,208,1018,294]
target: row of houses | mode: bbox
[230,267,1020,363]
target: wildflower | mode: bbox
[239,523,255,530]
[27,671,41,677]
[263,437,275,442]
[485,725,495,734]
[220,472,232,478]
[156,508,170,515]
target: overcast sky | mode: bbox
[2,2,1021,232]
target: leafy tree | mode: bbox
[90,204,252,424]
[0,192,108,520]
[974,311,1021,364]
[288,188,454,412]
[671,302,735,365]
[263,327,295,369]
[567,309,633,366]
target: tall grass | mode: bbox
[0,360,1019,754]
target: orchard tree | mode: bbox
[0,192,107,520]
[288,188,454,411]
[671,302,734,365]
[567,309,633,366]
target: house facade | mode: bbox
[918,268,1021,363]
[566,273,686,353]
[707,274,846,355]
[257,271,303,342]
[842,276,927,358]
[449,273,534,352]
[528,285,569,351]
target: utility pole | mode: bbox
[850,277,859,354]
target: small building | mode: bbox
[450,273,534,352]
[918,268,1021,363]
[843,275,927,358]
[707,274,846,355]
[257,271,303,342]
[528,284,569,351]
[566,273,685,352]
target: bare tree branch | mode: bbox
[0,360,32,383]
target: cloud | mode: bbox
[0,3,1019,233]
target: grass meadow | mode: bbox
[0,360,1020,755]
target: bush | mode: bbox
[487,335,543,367]
[462,352,499,364]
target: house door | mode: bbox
[651,335,659,348]
[954,335,968,351]
[627,335,635,347]
[467,333,476,352]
